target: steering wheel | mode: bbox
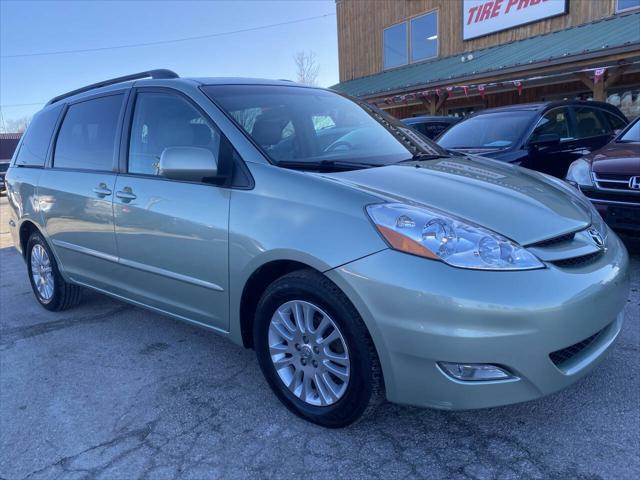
[324,140,353,153]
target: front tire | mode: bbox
[26,232,82,311]
[254,269,383,428]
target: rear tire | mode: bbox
[26,232,82,311]
[254,269,383,428]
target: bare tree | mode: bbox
[3,116,31,133]
[293,50,320,86]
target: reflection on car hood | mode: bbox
[321,156,592,245]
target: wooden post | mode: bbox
[576,71,594,92]
[575,66,628,102]
[429,99,437,115]
[605,65,628,90]
[593,80,606,102]
[431,94,448,115]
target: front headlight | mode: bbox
[565,159,593,187]
[367,203,543,270]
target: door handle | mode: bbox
[93,183,112,198]
[116,188,137,202]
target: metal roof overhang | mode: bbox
[357,44,640,101]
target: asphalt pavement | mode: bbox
[1,195,638,480]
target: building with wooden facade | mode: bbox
[332,0,640,120]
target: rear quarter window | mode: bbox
[14,105,63,167]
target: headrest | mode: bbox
[251,111,290,147]
[191,123,212,146]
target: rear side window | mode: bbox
[573,107,608,139]
[14,105,63,167]
[423,122,453,139]
[128,92,221,176]
[602,111,627,131]
[53,94,123,171]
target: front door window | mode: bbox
[531,108,572,143]
[128,92,221,176]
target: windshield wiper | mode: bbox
[395,153,450,164]
[413,153,451,160]
[277,160,380,171]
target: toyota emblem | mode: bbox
[588,228,605,249]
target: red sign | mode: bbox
[463,0,568,40]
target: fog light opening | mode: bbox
[438,362,516,382]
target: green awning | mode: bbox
[331,11,640,98]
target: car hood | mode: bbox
[320,156,592,245]
[583,142,640,175]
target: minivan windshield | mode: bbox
[203,85,448,169]
[618,118,639,143]
[437,111,537,150]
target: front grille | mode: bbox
[581,188,640,205]
[595,173,631,181]
[593,172,640,193]
[549,330,603,367]
[531,231,575,248]
[551,251,603,268]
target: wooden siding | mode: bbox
[337,0,616,82]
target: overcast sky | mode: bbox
[0,0,339,129]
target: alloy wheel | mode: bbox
[30,244,54,302]
[268,300,350,406]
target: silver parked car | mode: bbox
[6,71,630,427]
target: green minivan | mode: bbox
[6,71,630,427]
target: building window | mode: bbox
[617,0,640,12]
[384,11,439,70]
[383,22,408,69]
[410,11,438,63]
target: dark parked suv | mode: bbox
[566,116,640,233]
[437,101,628,178]
[0,161,9,193]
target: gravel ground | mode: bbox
[1,195,638,480]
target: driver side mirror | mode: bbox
[528,133,561,150]
[159,146,220,182]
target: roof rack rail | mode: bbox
[46,69,179,105]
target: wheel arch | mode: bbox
[239,259,319,349]
[18,220,42,259]
[17,219,70,282]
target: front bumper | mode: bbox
[326,232,630,410]
[580,187,640,233]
